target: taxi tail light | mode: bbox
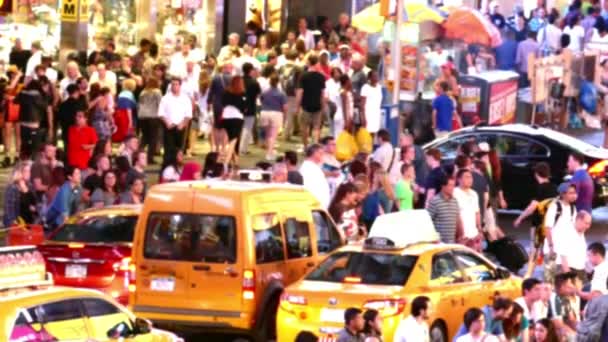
[363,298,407,317]
[279,292,307,314]
[242,269,256,300]
[589,160,608,178]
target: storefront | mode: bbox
[0,0,224,62]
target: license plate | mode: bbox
[320,308,344,323]
[65,264,87,278]
[150,277,175,292]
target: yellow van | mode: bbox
[129,180,343,341]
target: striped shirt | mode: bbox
[427,193,459,243]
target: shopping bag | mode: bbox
[336,131,358,162]
[355,127,373,154]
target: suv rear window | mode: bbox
[50,216,137,243]
[144,213,237,263]
[306,251,417,286]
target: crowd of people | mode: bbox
[1,5,608,342]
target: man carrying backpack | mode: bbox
[514,162,558,276]
[279,50,302,142]
[543,183,578,284]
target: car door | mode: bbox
[495,134,550,209]
[452,250,517,304]
[82,297,137,341]
[281,209,316,285]
[311,210,343,256]
[35,299,89,341]
[252,212,288,288]
[427,251,470,338]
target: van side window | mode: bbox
[284,218,312,259]
[312,211,342,254]
[144,213,237,263]
[253,213,285,264]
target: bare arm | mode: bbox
[425,189,436,209]
[514,200,539,227]
[432,109,437,129]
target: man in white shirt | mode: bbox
[537,13,563,52]
[514,278,543,324]
[89,63,117,95]
[218,33,243,62]
[555,210,591,280]
[579,242,608,301]
[372,129,400,184]
[453,169,481,246]
[300,144,331,208]
[159,78,193,166]
[543,183,578,282]
[25,41,42,80]
[298,17,316,51]
[59,61,81,100]
[393,296,431,342]
[168,43,192,79]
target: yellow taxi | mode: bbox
[277,211,522,342]
[0,245,182,342]
[129,180,343,341]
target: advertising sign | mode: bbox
[488,81,518,124]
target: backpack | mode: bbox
[281,65,300,97]
[533,198,575,249]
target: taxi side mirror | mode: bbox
[107,322,132,338]
[133,317,152,335]
[495,266,511,280]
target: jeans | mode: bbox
[240,116,255,154]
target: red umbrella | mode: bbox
[442,7,502,47]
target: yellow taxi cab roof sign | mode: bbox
[0,246,51,291]
[367,210,440,249]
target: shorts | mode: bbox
[300,110,323,130]
[260,110,283,129]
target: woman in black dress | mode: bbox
[220,76,247,155]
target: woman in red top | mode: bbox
[68,111,98,170]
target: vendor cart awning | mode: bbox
[352,2,445,33]
[442,7,502,47]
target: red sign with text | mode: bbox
[488,81,518,125]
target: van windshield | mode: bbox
[144,213,237,263]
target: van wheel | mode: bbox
[430,321,447,342]
[255,294,280,342]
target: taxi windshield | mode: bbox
[50,215,138,243]
[306,251,417,286]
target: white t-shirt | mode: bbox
[300,160,331,209]
[554,227,587,270]
[587,29,608,51]
[537,24,563,51]
[563,25,585,52]
[453,187,480,239]
[543,200,576,255]
[158,91,193,125]
[361,83,383,133]
[455,333,499,342]
[162,165,181,182]
[393,316,429,342]
[591,260,608,294]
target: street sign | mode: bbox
[61,0,78,22]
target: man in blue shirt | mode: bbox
[494,29,519,71]
[46,166,82,229]
[432,81,459,137]
[452,297,514,341]
[567,153,594,212]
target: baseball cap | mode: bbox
[558,182,575,194]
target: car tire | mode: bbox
[254,294,280,342]
[430,321,447,342]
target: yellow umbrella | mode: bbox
[352,2,445,33]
